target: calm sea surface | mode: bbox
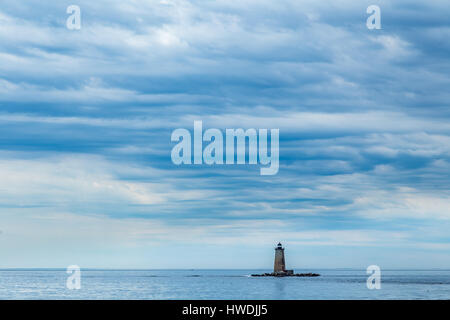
[0,269,449,299]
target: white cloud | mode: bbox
[0,154,218,207]
[354,189,450,220]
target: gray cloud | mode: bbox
[0,0,449,267]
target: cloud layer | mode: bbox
[0,0,449,268]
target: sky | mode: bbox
[0,0,449,269]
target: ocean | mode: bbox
[0,269,449,300]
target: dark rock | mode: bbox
[251,272,320,277]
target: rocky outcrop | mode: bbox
[251,272,320,277]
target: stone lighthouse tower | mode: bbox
[251,242,319,277]
[273,242,286,273]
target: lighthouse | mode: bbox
[273,242,286,273]
[252,242,319,277]
[273,242,293,275]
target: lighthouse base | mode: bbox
[251,271,320,277]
